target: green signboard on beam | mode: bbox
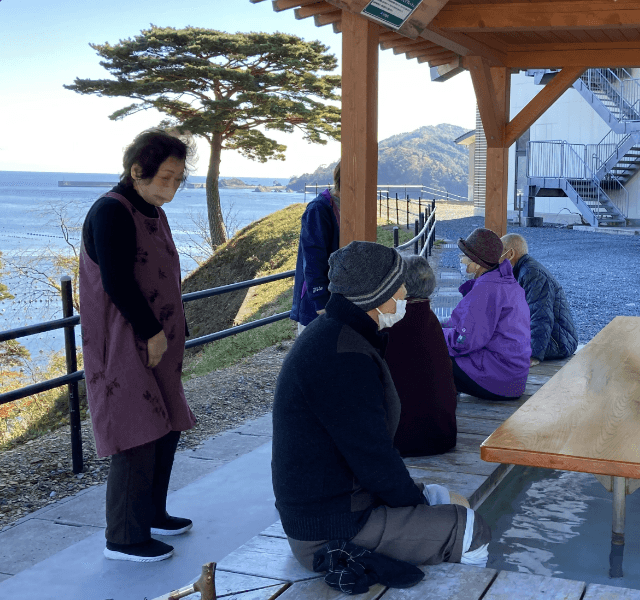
[361,0,423,30]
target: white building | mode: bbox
[459,68,640,227]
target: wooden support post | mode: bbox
[341,10,379,246]
[469,58,510,237]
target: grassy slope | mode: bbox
[182,204,415,378]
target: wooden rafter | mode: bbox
[378,31,405,44]
[433,2,640,32]
[381,38,436,52]
[315,10,342,26]
[417,52,457,65]
[407,46,449,60]
[271,0,318,11]
[427,55,459,67]
[295,1,336,19]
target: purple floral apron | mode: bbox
[79,192,196,457]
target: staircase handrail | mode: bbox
[581,69,640,122]
[586,130,631,175]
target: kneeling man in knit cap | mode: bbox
[272,241,491,572]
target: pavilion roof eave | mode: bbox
[253,0,640,75]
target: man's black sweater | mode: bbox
[272,293,426,542]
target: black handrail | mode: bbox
[0,270,296,472]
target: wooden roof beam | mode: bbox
[507,47,640,68]
[270,0,318,11]
[504,67,586,148]
[432,2,640,32]
[295,1,336,19]
[421,25,507,66]
[315,10,342,26]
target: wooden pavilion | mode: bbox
[251,0,640,245]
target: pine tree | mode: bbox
[65,25,341,246]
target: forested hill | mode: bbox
[286,123,469,198]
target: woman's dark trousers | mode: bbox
[450,357,519,401]
[105,430,180,545]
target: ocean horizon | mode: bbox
[0,170,308,361]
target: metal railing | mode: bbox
[580,68,640,122]
[0,270,295,473]
[303,183,466,205]
[391,201,437,258]
[527,140,629,219]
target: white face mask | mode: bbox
[460,257,477,280]
[376,298,407,330]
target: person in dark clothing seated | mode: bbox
[272,241,491,573]
[385,256,457,457]
[501,234,579,366]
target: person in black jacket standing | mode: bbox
[501,234,578,366]
[272,241,490,572]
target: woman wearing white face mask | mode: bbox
[443,228,531,400]
[274,241,490,573]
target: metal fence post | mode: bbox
[406,195,410,229]
[393,226,399,248]
[418,212,424,253]
[386,193,389,221]
[395,193,399,224]
[414,220,419,255]
[379,190,382,217]
[61,276,83,474]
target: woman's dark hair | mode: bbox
[120,129,195,187]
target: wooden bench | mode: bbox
[482,316,640,578]
[209,518,640,599]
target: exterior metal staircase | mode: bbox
[525,68,640,226]
[528,141,628,227]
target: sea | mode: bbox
[0,171,307,362]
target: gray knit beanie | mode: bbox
[328,241,406,311]
[458,228,503,269]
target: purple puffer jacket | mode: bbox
[443,260,531,397]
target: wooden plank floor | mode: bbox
[207,259,640,598]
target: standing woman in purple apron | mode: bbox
[80,130,197,562]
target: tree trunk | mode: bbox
[205,134,227,247]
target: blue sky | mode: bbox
[0,0,475,178]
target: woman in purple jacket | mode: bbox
[443,228,531,400]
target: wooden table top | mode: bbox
[481,316,640,479]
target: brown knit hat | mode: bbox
[458,228,503,269]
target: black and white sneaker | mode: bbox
[151,515,193,536]
[104,539,174,562]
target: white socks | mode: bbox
[422,484,489,568]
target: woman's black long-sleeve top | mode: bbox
[81,183,163,340]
